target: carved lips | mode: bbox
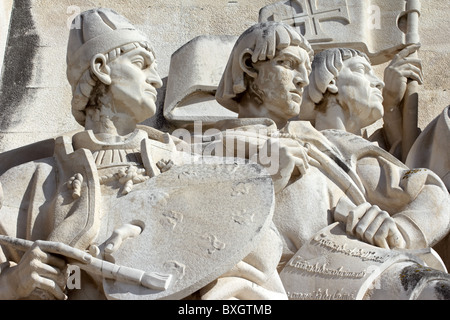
[145,88,158,100]
[290,90,303,103]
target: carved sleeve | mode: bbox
[356,155,450,249]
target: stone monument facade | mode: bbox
[0,0,449,300]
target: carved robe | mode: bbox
[0,127,181,298]
[207,119,450,267]
[0,126,286,300]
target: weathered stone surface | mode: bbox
[163,35,238,127]
[1,0,449,153]
[210,19,450,300]
[0,1,449,301]
[0,0,275,153]
[98,159,275,300]
[0,7,283,300]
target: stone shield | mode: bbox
[97,158,275,300]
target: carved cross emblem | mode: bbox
[280,0,350,42]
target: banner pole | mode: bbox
[401,0,421,162]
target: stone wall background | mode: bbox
[0,0,448,153]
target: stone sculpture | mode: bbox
[0,2,449,301]
[0,8,284,300]
[300,44,450,196]
[259,0,424,162]
[163,35,238,128]
[258,0,412,65]
[300,44,423,159]
[256,0,450,280]
[210,21,450,299]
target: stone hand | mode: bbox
[104,223,143,254]
[5,242,67,300]
[345,202,406,249]
[383,43,423,108]
[259,137,310,193]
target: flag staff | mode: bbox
[401,0,421,162]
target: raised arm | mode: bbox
[382,43,423,158]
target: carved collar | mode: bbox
[72,129,148,169]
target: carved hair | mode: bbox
[301,48,370,118]
[216,22,314,113]
[71,41,155,126]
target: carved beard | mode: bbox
[88,79,110,109]
[84,106,116,134]
[84,79,117,131]
[84,79,119,135]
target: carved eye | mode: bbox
[132,57,146,69]
[353,65,366,74]
[278,59,294,69]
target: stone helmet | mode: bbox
[66,8,150,125]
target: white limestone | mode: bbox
[164,35,238,127]
[0,1,449,301]
[210,20,450,300]
[0,8,283,300]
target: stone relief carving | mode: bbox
[0,1,449,301]
[163,35,238,128]
[260,0,424,162]
[209,20,450,299]
[259,0,417,65]
[300,45,423,159]
[0,8,284,300]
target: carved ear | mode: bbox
[239,48,258,79]
[327,79,338,94]
[90,53,111,85]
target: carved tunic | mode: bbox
[210,119,450,267]
[0,127,286,300]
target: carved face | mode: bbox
[252,45,311,124]
[107,47,163,123]
[335,55,385,127]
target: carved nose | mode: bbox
[294,70,309,88]
[147,67,163,89]
[370,75,384,90]
[147,74,163,89]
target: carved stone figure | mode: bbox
[0,8,285,300]
[300,45,423,160]
[211,21,450,299]
[0,3,449,301]
[299,46,450,270]
[259,0,424,163]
